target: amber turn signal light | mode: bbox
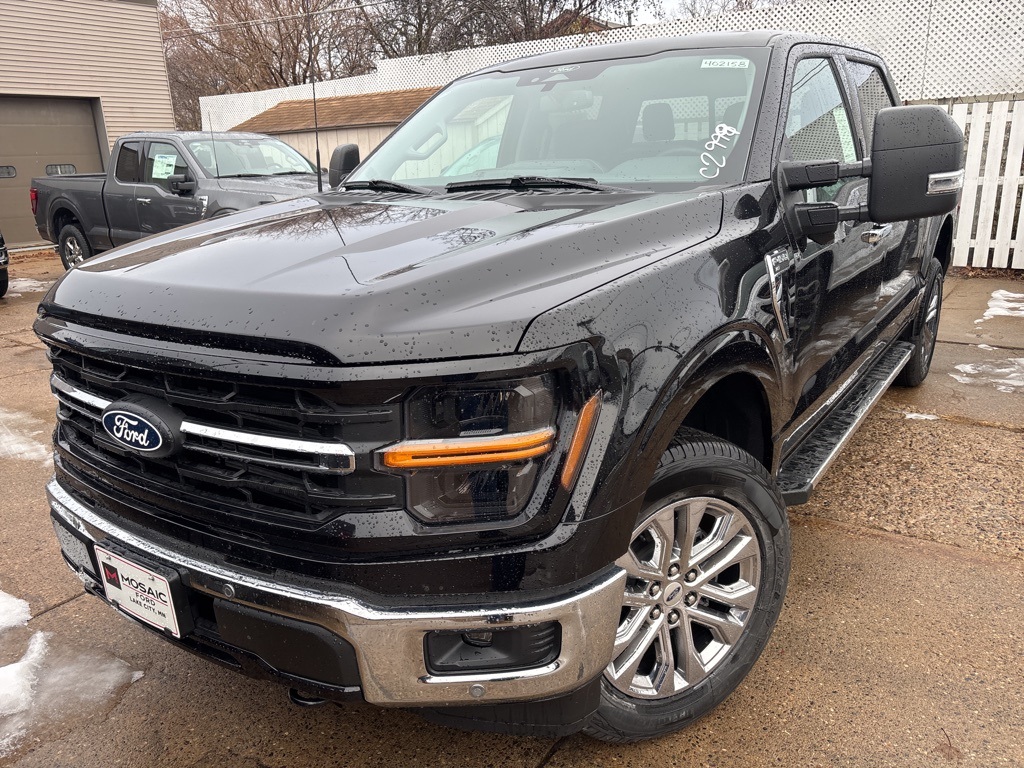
[381,427,556,469]
[560,392,601,490]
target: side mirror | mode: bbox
[168,174,197,196]
[328,144,360,188]
[868,105,964,223]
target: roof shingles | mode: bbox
[231,87,439,134]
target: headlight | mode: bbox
[379,374,558,524]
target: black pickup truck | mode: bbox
[38,32,962,742]
[30,131,322,269]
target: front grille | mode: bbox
[48,346,404,536]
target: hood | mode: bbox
[45,190,722,364]
[215,174,322,198]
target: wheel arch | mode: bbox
[616,327,786,516]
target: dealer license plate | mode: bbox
[94,545,182,638]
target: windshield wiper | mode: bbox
[445,176,629,193]
[218,173,270,179]
[343,179,432,195]
[271,170,315,176]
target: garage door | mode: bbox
[0,96,104,247]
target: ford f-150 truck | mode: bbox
[38,32,963,742]
[30,131,322,269]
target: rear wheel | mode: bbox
[896,256,943,387]
[585,430,790,743]
[58,223,92,270]
[0,269,7,298]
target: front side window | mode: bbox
[144,143,189,190]
[350,48,769,190]
[847,60,896,150]
[114,142,141,183]
[784,58,858,202]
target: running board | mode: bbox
[778,342,914,506]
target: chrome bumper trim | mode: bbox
[47,479,626,706]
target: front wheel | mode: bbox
[585,430,790,743]
[58,223,93,270]
[0,269,8,298]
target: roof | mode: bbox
[231,87,440,134]
[121,131,273,141]
[474,30,862,75]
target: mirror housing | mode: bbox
[868,105,964,222]
[329,144,360,188]
[168,174,196,196]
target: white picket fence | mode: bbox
[949,100,1024,269]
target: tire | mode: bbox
[0,269,7,298]
[895,256,943,387]
[584,429,791,743]
[58,223,93,270]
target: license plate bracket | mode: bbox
[93,542,193,638]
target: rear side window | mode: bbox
[115,142,141,183]
[144,142,189,191]
[847,61,896,150]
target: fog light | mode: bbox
[424,622,561,675]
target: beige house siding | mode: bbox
[0,0,175,154]
[277,126,396,165]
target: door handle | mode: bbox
[861,223,893,245]
[137,197,152,205]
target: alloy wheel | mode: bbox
[606,496,762,699]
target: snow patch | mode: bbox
[0,407,52,463]
[975,290,1024,323]
[0,587,141,758]
[2,278,54,299]
[903,412,940,420]
[950,358,1024,393]
[0,591,30,634]
[0,633,48,719]
[977,344,997,351]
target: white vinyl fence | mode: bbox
[950,100,1024,269]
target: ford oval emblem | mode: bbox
[102,410,164,452]
[99,396,185,459]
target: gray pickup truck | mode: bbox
[31,131,322,269]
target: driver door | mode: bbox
[137,141,203,236]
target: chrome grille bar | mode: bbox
[51,375,355,473]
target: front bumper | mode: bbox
[47,479,626,707]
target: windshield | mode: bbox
[186,137,315,178]
[349,48,768,191]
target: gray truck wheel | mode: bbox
[896,256,943,387]
[0,270,8,298]
[585,430,790,743]
[58,224,92,270]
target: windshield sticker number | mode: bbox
[699,124,740,179]
[152,154,178,180]
[701,59,750,69]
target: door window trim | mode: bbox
[141,140,194,192]
[774,47,865,169]
[839,55,899,157]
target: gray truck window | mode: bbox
[144,142,189,191]
[847,61,896,149]
[784,58,857,202]
[114,142,141,183]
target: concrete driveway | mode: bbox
[1,253,1021,767]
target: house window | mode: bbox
[45,164,77,176]
[0,166,15,178]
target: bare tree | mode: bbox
[677,0,785,17]
[159,0,658,129]
[160,0,374,129]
